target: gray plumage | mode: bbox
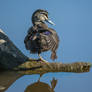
[24,9,59,60]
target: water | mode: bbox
[0,1,92,92]
[0,69,91,92]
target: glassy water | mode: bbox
[0,69,92,92]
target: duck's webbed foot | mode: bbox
[38,54,48,63]
[38,54,52,68]
[39,56,48,63]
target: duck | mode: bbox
[24,9,59,62]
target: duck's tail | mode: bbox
[51,51,57,60]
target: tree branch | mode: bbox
[15,59,91,74]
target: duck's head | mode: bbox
[32,9,55,26]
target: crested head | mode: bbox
[32,9,55,26]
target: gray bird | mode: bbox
[24,9,59,62]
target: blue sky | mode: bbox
[0,0,92,92]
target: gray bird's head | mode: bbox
[32,9,55,26]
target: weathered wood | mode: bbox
[0,29,92,74]
[0,29,28,69]
[15,60,91,74]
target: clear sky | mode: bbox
[0,0,92,92]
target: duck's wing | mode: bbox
[39,28,59,51]
[49,28,59,60]
[48,28,59,50]
[38,28,59,60]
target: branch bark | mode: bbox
[15,60,91,74]
[0,29,91,74]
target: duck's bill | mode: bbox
[46,19,55,25]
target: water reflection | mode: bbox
[0,70,92,92]
[0,70,58,92]
[25,78,57,92]
[0,70,22,92]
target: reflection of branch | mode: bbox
[0,29,92,74]
[0,71,22,92]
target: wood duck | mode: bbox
[24,9,59,61]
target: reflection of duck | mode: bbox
[25,78,57,92]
